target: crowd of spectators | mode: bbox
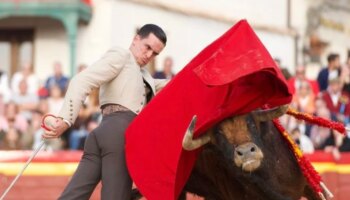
[0,57,175,151]
[1,53,350,159]
[0,62,101,151]
[279,53,350,159]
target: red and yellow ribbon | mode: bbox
[273,119,322,195]
[287,108,345,134]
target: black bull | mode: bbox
[132,107,321,200]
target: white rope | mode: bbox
[0,140,46,200]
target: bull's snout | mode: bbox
[235,143,258,157]
[234,142,264,172]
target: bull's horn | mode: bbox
[182,115,211,151]
[253,104,289,122]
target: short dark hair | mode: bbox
[327,53,339,63]
[137,24,167,45]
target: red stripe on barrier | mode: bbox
[2,150,350,164]
[0,151,83,163]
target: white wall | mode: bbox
[104,0,295,73]
[290,0,310,68]
[258,31,295,71]
[130,0,288,28]
[290,0,309,35]
[109,1,230,72]
[317,8,350,65]
[35,21,69,81]
[76,0,114,68]
[319,27,349,65]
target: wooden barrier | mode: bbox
[0,151,349,200]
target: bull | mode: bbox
[132,105,322,200]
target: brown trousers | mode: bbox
[59,111,136,200]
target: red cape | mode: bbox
[125,20,292,200]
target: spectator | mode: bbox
[153,56,175,79]
[310,105,332,149]
[289,81,316,136]
[37,99,49,114]
[341,56,350,93]
[11,78,39,120]
[274,58,292,80]
[45,61,69,94]
[288,66,319,96]
[322,130,350,160]
[317,53,341,91]
[0,126,22,150]
[291,80,316,114]
[47,84,64,115]
[0,102,28,134]
[315,96,328,110]
[11,63,39,95]
[321,78,350,125]
[290,127,314,153]
[21,110,40,149]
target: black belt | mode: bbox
[101,104,130,116]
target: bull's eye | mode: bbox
[250,147,256,152]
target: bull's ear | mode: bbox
[252,104,289,122]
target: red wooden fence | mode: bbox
[0,151,349,200]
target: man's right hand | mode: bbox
[42,118,69,139]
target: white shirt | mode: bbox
[328,69,339,81]
[330,92,341,106]
[299,134,315,154]
[11,72,39,95]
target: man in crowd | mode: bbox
[288,65,319,96]
[45,61,69,93]
[317,53,341,91]
[154,56,175,79]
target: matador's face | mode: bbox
[131,33,164,67]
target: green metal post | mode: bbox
[62,13,78,76]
